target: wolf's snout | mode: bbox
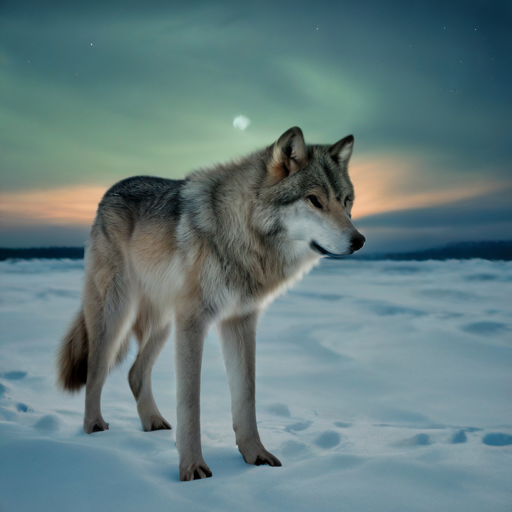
[350,233,366,252]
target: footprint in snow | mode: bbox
[34,414,60,431]
[266,403,291,417]
[281,440,308,457]
[285,421,312,433]
[314,430,341,449]
[359,299,424,317]
[397,433,431,446]
[17,403,32,413]
[334,421,351,428]
[1,371,28,380]
[461,321,509,336]
[451,430,467,444]
[464,273,498,282]
[290,291,344,302]
[482,433,512,446]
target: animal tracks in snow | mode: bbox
[34,414,60,431]
[284,420,312,432]
[1,371,28,380]
[16,403,32,413]
[276,411,512,458]
[482,433,512,446]
[451,430,467,444]
[333,421,352,428]
[313,430,342,449]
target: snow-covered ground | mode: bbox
[1,258,511,512]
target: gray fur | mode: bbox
[57,126,365,481]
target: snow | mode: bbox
[1,258,511,512]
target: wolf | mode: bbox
[57,126,365,481]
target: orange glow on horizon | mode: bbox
[0,158,504,229]
[0,185,106,226]
[349,156,500,219]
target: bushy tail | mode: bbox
[57,310,89,392]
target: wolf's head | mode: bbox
[261,126,365,260]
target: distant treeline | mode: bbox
[1,241,511,262]
[0,247,85,261]
[358,241,512,261]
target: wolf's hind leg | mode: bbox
[83,276,135,434]
[129,318,171,432]
[217,312,282,467]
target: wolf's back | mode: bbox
[57,310,89,392]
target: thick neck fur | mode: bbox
[180,149,313,300]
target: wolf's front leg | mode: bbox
[217,312,282,467]
[174,315,212,481]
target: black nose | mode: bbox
[350,233,366,252]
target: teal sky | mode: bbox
[1,1,511,251]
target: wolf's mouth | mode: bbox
[310,241,351,259]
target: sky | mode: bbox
[0,0,511,252]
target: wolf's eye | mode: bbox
[307,195,323,209]
[344,196,353,207]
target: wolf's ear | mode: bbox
[269,126,307,182]
[329,135,354,166]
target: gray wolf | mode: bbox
[57,126,365,481]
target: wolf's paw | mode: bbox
[143,415,172,432]
[179,460,213,481]
[241,446,282,467]
[84,417,109,434]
